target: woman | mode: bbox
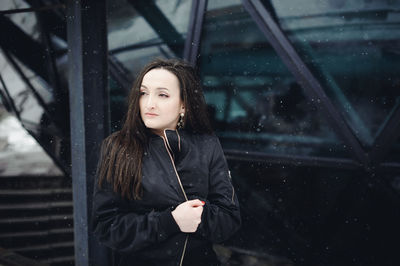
[92,58,241,266]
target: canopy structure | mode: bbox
[0,0,399,265]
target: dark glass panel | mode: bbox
[385,136,400,163]
[269,0,400,147]
[109,76,128,133]
[228,159,400,265]
[200,3,348,159]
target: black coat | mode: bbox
[92,129,241,266]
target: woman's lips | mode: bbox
[145,113,158,117]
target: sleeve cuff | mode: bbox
[158,208,181,237]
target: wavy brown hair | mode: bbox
[97,58,213,200]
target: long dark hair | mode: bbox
[97,58,213,200]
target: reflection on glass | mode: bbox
[0,51,69,172]
[14,57,54,104]
[270,0,400,146]
[154,0,191,34]
[0,52,44,127]
[200,3,347,158]
[2,0,41,41]
[107,0,191,73]
[0,0,29,10]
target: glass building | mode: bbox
[0,0,399,265]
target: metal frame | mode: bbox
[293,41,374,145]
[0,4,64,15]
[225,149,360,170]
[239,1,400,263]
[66,0,110,265]
[109,40,165,55]
[380,162,400,172]
[183,0,208,65]
[241,0,369,166]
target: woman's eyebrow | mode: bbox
[140,85,169,91]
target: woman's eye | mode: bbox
[139,91,146,96]
[159,93,169,98]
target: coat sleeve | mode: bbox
[194,136,241,243]
[91,143,181,254]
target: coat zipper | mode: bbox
[228,170,235,205]
[161,130,188,266]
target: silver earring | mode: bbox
[177,113,184,129]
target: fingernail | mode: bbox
[201,201,205,205]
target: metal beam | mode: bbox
[66,0,110,265]
[0,4,64,15]
[183,0,207,65]
[225,149,361,170]
[242,0,369,166]
[128,0,185,57]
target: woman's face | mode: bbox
[139,68,184,135]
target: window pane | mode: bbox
[228,160,400,264]
[107,0,191,71]
[0,52,44,127]
[207,0,241,11]
[200,3,348,159]
[154,0,191,34]
[1,1,41,41]
[0,50,69,170]
[385,136,400,163]
[270,0,400,147]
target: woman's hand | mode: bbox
[171,199,205,233]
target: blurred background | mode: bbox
[0,0,399,265]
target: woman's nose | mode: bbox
[145,95,156,109]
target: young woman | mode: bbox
[92,58,241,266]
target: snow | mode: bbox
[0,112,63,176]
